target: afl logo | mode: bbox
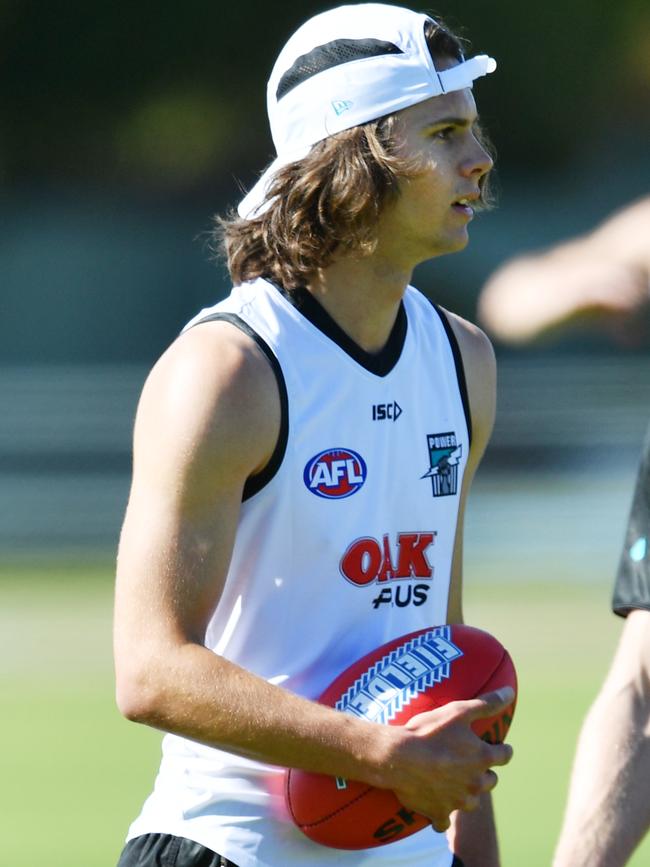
[304,448,367,499]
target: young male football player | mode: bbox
[114,5,514,866]
[478,197,650,867]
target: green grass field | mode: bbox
[3,560,650,867]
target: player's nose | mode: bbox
[461,138,493,180]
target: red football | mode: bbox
[285,624,517,849]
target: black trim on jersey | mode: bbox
[276,38,404,101]
[429,303,473,447]
[276,285,407,377]
[188,312,289,501]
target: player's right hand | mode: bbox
[382,686,514,832]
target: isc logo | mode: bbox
[303,448,367,499]
[372,401,402,421]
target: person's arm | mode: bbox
[553,607,650,867]
[442,311,503,867]
[477,196,650,344]
[113,319,514,833]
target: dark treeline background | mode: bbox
[2,0,649,362]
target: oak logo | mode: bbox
[340,532,435,585]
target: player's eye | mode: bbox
[432,126,455,140]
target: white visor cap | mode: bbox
[238,3,496,219]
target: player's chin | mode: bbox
[420,229,469,261]
[440,230,470,255]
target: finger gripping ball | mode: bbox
[285,624,517,849]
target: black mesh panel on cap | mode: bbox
[276,38,404,101]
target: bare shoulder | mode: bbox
[439,307,496,457]
[441,309,496,371]
[439,307,496,404]
[134,319,281,491]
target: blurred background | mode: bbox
[2,1,649,864]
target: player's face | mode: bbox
[375,68,493,265]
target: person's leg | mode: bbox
[117,833,239,867]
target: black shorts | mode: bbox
[613,424,650,617]
[117,833,466,866]
[116,834,238,867]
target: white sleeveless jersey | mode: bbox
[127,278,472,867]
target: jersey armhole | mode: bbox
[428,302,473,448]
[187,312,289,501]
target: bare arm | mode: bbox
[553,608,650,867]
[477,196,650,344]
[442,311,503,866]
[114,320,513,832]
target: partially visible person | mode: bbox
[113,5,513,867]
[478,196,650,344]
[477,197,650,867]
[553,609,650,867]
[552,440,650,867]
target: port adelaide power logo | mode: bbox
[421,431,463,497]
[303,448,367,499]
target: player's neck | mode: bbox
[307,253,412,354]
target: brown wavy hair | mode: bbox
[215,20,493,291]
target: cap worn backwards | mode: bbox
[238,3,496,219]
